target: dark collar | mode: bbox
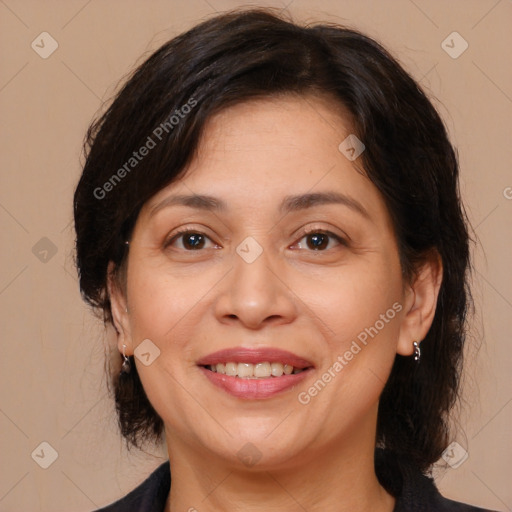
[375,448,495,512]
[95,450,496,511]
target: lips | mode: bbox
[197,347,314,400]
[196,347,314,369]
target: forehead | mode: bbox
[198,93,355,156]
[144,94,377,210]
[134,94,398,246]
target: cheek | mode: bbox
[126,258,208,431]
[308,258,403,343]
[305,252,403,410]
[127,254,204,341]
[305,283,402,432]
[125,252,225,393]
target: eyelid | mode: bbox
[294,224,349,244]
[291,231,347,251]
[164,224,349,250]
[164,226,220,249]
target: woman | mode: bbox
[73,8,497,512]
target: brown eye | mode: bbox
[306,233,329,250]
[181,233,206,250]
[293,230,346,251]
[165,230,216,251]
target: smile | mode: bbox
[204,362,306,378]
[197,347,314,399]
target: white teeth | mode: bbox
[237,363,253,378]
[225,362,237,376]
[270,362,284,377]
[254,362,271,378]
[207,362,306,378]
[284,364,293,375]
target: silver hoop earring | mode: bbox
[413,341,421,363]
[121,344,131,375]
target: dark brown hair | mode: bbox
[73,8,471,474]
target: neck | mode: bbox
[164,413,395,512]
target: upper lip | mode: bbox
[196,347,314,369]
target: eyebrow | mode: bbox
[280,191,370,219]
[149,194,227,217]
[149,191,370,219]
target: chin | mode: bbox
[211,429,306,468]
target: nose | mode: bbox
[213,242,298,330]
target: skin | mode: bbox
[109,94,442,512]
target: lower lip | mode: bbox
[199,366,313,399]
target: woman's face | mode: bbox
[116,94,419,469]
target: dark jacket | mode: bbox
[94,451,497,512]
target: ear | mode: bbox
[396,250,443,356]
[107,261,133,356]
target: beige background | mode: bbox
[0,0,511,511]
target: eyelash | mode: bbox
[164,227,347,252]
[294,228,348,250]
